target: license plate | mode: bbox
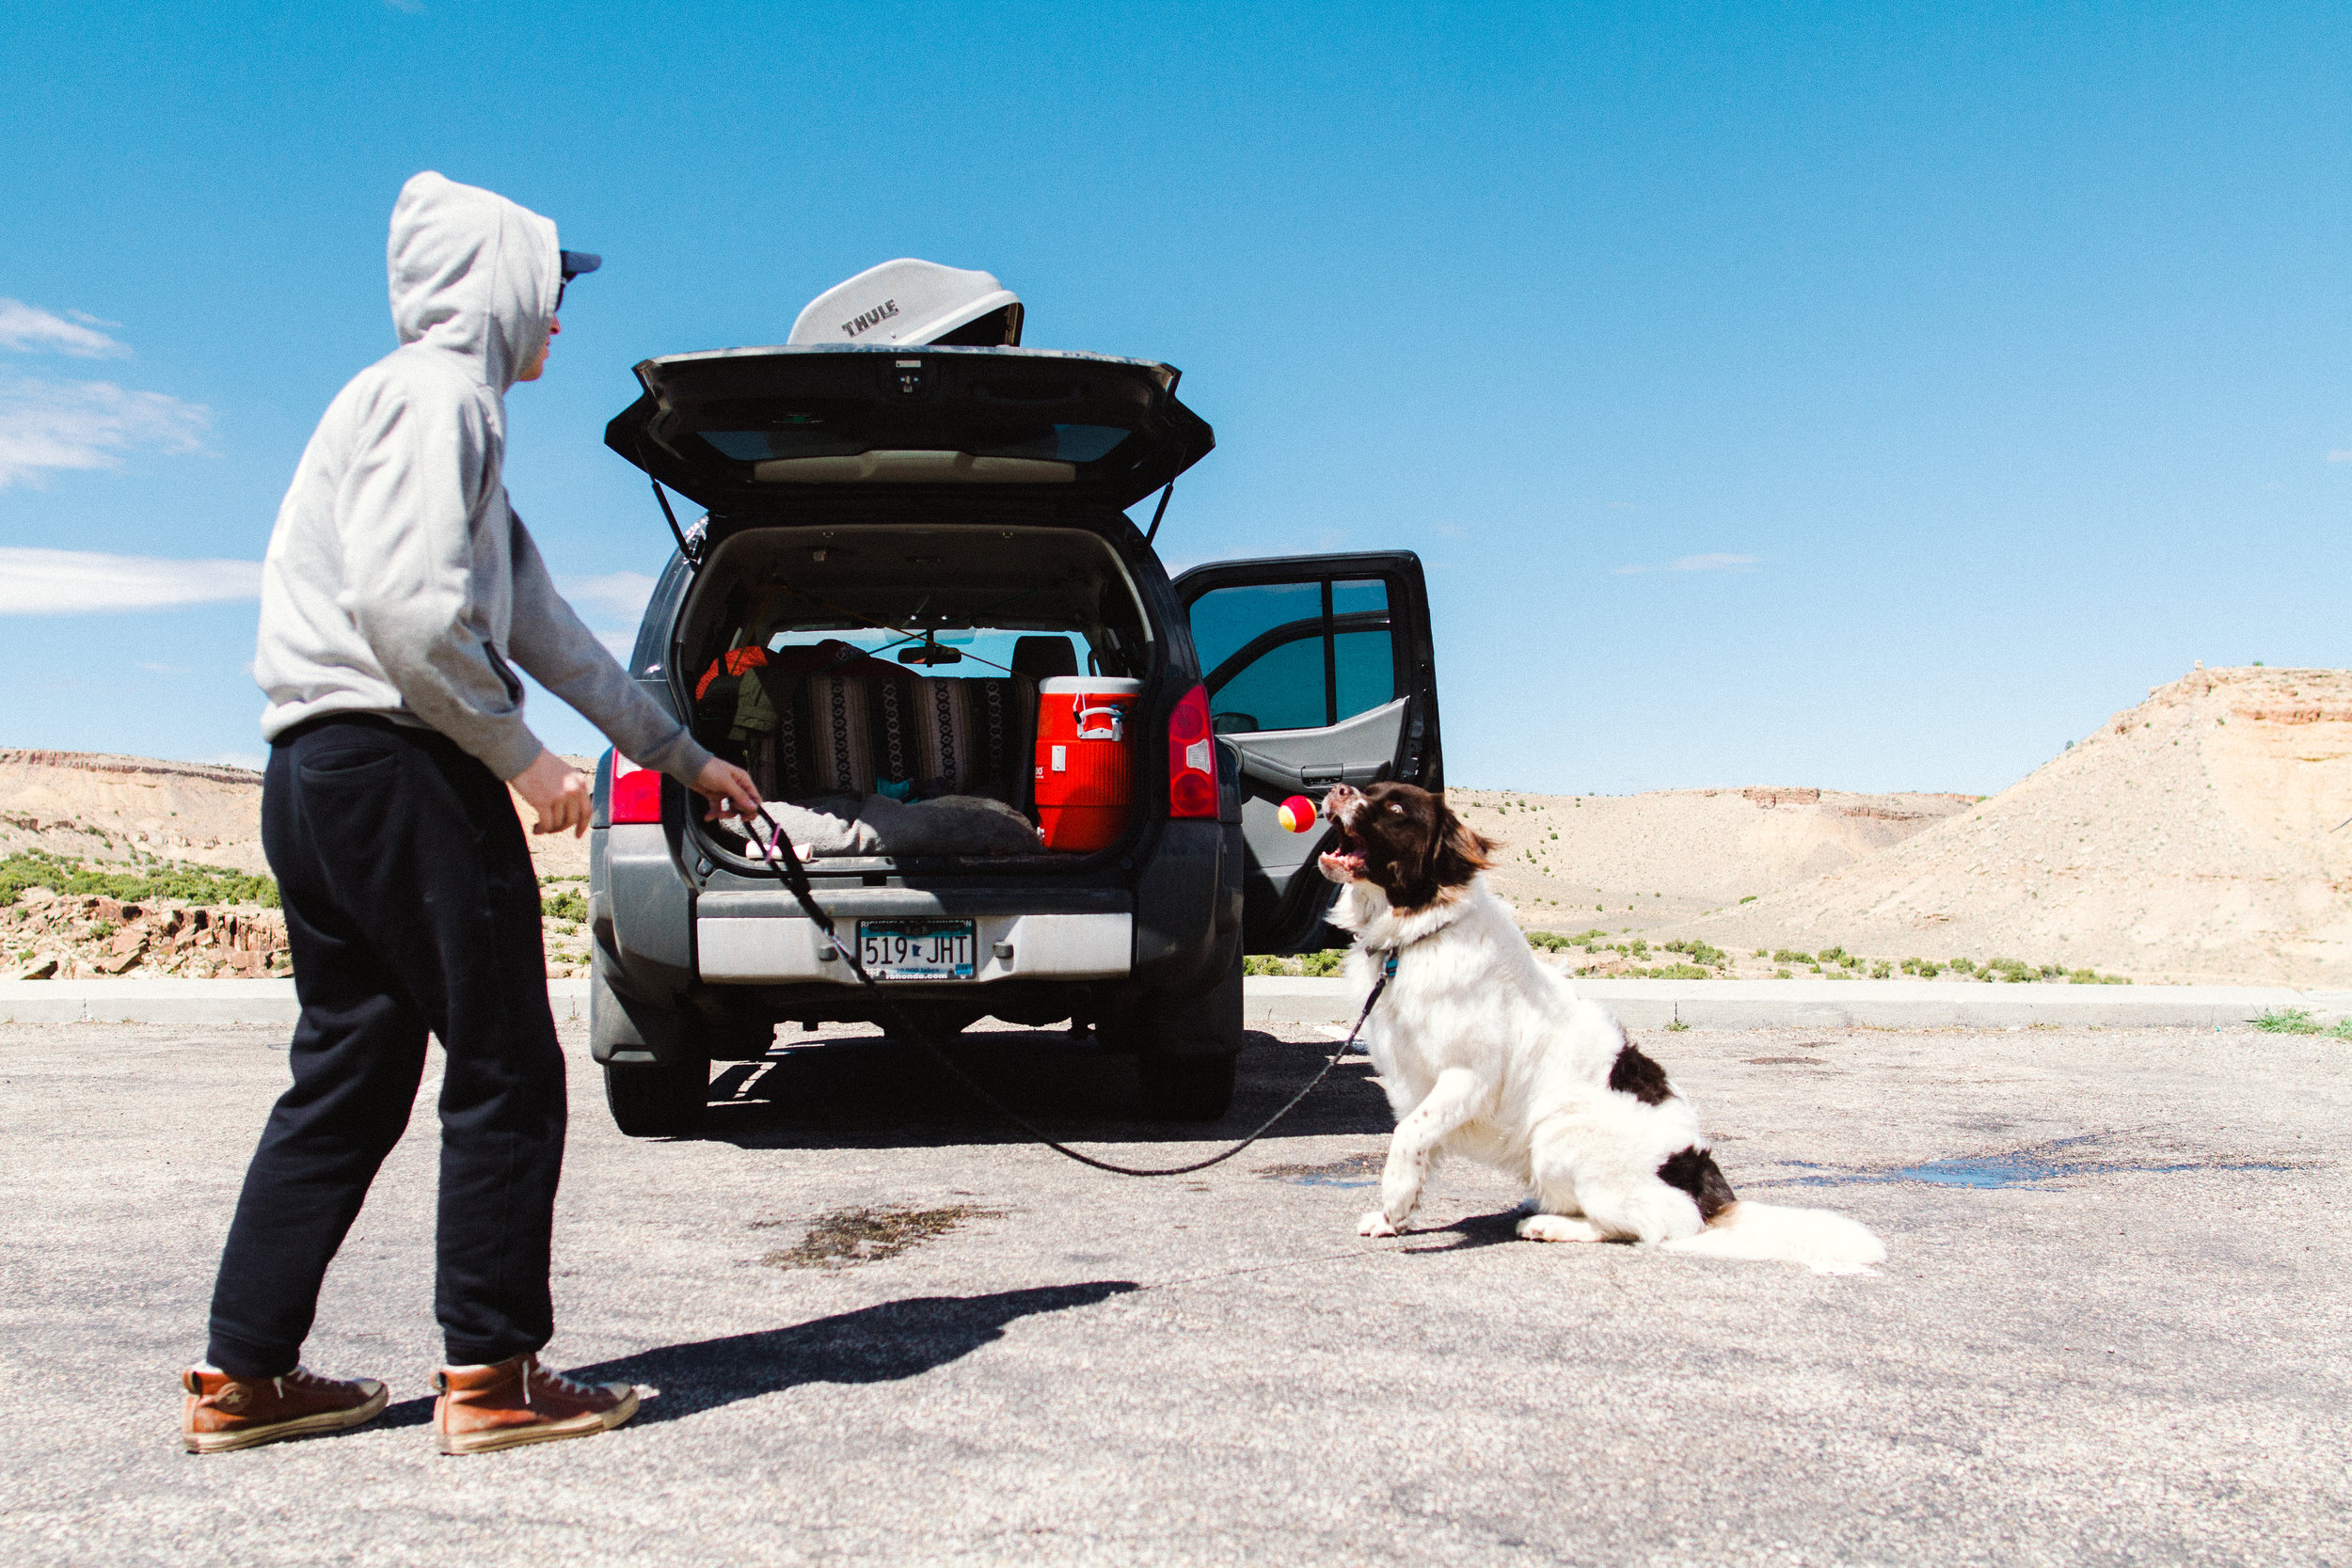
[855,919,977,980]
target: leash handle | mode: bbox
[743,808,1384,1178]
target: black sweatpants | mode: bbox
[205,716,565,1376]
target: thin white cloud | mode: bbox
[596,629,637,662]
[1433,522,1469,539]
[0,546,261,614]
[560,570,659,626]
[0,375,212,486]
[0,299,130,358]
[193,752,266,773]
[2328,450,2352,463]
[1613,553,1762,577]
[135,660,194,674]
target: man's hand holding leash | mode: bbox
[512,749,760,837]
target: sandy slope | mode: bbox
[10,668,2348,985]
[0,748,593,879]
[1648,668,2352,986]
[1454,784,1975,927]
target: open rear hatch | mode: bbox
[605,346,1215,514]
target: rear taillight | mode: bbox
[1168,685,1216,818]
[610,751,663,824]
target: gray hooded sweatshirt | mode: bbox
[253,170,711,786]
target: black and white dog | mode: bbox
[1319,781,1884,1274]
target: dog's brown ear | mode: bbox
[1425,794,1496,890]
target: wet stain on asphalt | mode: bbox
[760,1204,1006,1269]
[1257,1150,1384,1187]
[1752,1130,2317,1191]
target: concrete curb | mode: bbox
[1251,976,2322,1029]
[5,976,2336,1030]
[0,979,588,1026]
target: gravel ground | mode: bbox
[1,1017,2345,1566]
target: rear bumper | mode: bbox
[592,817,1234,1014]
[699,910,1133,984]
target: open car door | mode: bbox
[1172,552,1443,955]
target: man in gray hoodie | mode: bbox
[181,172,759,1456]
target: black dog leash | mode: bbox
[744,807,1391,1177]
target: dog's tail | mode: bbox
[1659,1200,1885,1275]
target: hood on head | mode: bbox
[387,171,562,391]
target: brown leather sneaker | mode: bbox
[182,1366,389,1454]
[432,1353,639,1455]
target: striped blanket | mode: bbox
[737,671,1037,807]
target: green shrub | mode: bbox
[1772,949,1811,965]
[0,850,278,910]
[2253,1007,2319,1034]
[1299,949,1346,977]
[1948,958,1978,974]
[1242,955,1290,976]
[1870,961,1893,978]
[1818,946,1848,963]
[542,888,589,924]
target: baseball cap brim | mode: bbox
[560,250,602,280]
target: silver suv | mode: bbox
[587,342,1444,1134]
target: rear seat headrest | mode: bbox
[1012,636,1079,682]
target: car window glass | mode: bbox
[1189,575,1398,734]
[1188,581,1321,679]
[1209,634,1328,733]
[1332,628,1396,722]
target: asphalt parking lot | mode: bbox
[2,1016,2346,1566]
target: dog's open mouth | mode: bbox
[1319,826,1368,880]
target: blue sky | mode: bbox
[3,3,2346,794]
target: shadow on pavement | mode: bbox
[1398,1209,1527,1254]
[697,1026,1396,1152]
[376,1281,1137,1430]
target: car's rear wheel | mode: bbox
[1137,1052,1238,1120]
[602,1052,711,1138]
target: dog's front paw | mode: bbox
[1517,1212,1607,1243]
[1357,1210,1401,1238]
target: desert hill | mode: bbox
[1451,785,1975,926]
[1645,667,2352,986]
[0,747,592,880]
[9,668,2347,986]
[1,751,276,874]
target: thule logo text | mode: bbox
[841,299,901,339]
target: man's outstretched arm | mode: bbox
[503,515,758,835]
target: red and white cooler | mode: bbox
[1033,676,1141,851]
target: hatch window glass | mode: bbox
[697,422,1129,465]
[1189,577,1397,734]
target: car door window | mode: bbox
[1189,578,1396,735]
